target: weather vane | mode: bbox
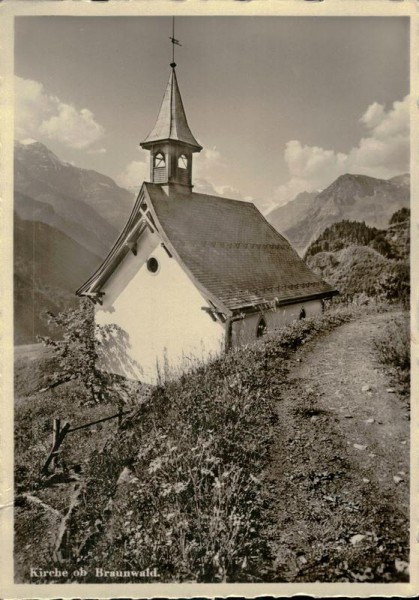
[169,16,181,67]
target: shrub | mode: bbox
[369,233,395,259]
[38,299,136,405]
[38,299,105,403]
[374,261,410,308]
[373,313,410,392]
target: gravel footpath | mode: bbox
[267,311,409,582]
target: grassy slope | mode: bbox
[14,306,409,583]
[13,304,407,584]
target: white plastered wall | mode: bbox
[231,298,323,347]
[95,227,225,384]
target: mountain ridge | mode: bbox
[267,172,409,255]
[15,140,135,257]
[14,213,102,344]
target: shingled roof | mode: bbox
[77,183,337,314]
[146,184,336,311]
[141,68,202,151]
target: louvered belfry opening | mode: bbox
[140,63,202,189]
[177,154,189,185]
[153,151,167,183]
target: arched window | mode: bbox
[154,152,165,168]
[178,154,188,169]
[256,316,267,338]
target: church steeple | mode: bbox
[140,64,202,189]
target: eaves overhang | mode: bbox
[228,288,339,316]
[76,184,152,297]
[140,137,202,152]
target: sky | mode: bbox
[14,16,409,212]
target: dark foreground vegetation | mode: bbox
[373,312,410,395]
[14,301,410,583]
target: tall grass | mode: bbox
[373,313,410,393]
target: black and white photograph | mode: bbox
[1,1,416,596]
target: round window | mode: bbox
[147,257,159,274]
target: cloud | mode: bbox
[273,95,409,208]
[194,146,225,181]
[88,147,107,155]
[39,105,104,149]
[117,152,149,189]
[360,101,386,129]
[15,75,105,149]
[194,146,251,202]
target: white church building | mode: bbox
[77,60,337,384]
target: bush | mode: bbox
[370,233,395,259]
[373,313,410,392]
[374,261,410,307]
[38,299,136,406]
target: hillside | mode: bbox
[14,214,101,344]
[14,308,409,583]
[15,140,135,257]
[265,191,317,234]
[267,173,409,255]
[305,215,409,262]
[305,211,409,304]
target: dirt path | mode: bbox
[267,311,409,582]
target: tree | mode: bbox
[38,298,109,404]
[389,207,410,225]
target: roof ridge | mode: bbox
[145,183,257,208]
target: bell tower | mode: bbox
[140,62,202,189]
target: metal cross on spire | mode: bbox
[169,16,181,67]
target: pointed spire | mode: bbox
[141,66,202,151]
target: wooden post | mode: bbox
[41,420,71,476]
[51,418,60,471]
[41,409,131,476]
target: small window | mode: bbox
[178,154,188,169]
[256,316,267,338]
[147,257,159,274]
[154,152,165,168]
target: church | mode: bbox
[77,58,337,384]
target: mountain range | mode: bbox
[15,140,135,257]
[13,140,410,343]
[267,173,410,255]
[14,140,135,343]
